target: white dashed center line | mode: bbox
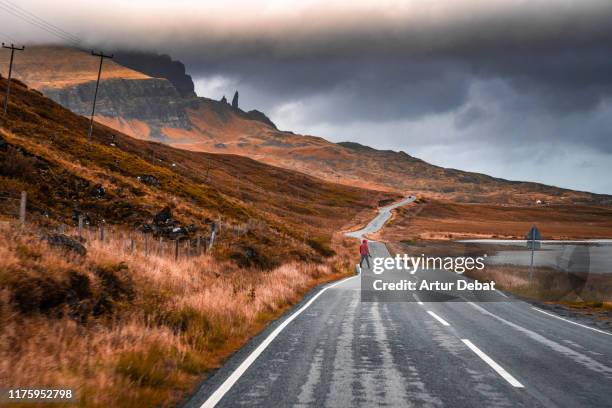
[427,310,450,326]
[461,339,524,388]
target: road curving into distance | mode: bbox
[186,197,612,408]
[345,195,416,239]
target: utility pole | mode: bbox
[2,43,25,115]
[88,50,113,140]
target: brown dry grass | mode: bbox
[0,46,150,90]
[0,71,382,407]
[465,264,611,303]
[0,222,358,408]
[380,198,612,241]
[464,264,612,324]
[384,203,612,316]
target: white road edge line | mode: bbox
[532,307,612,337]
[461,339,524,388]
[413,293,424,305]
[427,310,450,326]
[199,274,357,408]
[496,290,508,298]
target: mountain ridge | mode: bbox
[2,45,610,205]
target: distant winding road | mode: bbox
[186,197,612,408]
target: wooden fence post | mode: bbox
[100,223,105,242]
[174,239,179,261]
[196,236,201,256]
[144,234,149,256]
[208,223,217,251]
[78,215,84,238]
[19,191,26,225]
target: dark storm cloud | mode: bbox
[178,4,612,187]
[164,1,612,130]
[3,0,612,192]
[193,57,474,122]
[6,0,612,120]
[183,44,612,118]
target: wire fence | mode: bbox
[0,190,219,260]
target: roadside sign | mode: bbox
[526,225,541,249]
[526,224,541,281]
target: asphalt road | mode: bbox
[186,198,612,408]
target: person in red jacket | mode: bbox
[359,239,371,269]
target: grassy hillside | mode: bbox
[6,46,610,205]
[0,46,150,89]
[0,75,394,407]
[0,74,394,267]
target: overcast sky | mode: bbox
[2,0,612,194]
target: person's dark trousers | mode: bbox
[360,254,371,269]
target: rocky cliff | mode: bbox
[43,78,196,139]
[113,51,196,97]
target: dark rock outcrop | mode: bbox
[113,51,196,97]
[141,206,199,239]
[245,109,277,129]
[44,233,87,256]
[89,184,106,199]
[197,98,278,129]
[153,206,172,225]
[231,91,239,109]
[138,174,161,187]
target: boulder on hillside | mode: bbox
[141,207,200,239]
[89,184,106,199]
[138,174,161,187]
[44,233,87,256]
[154,206,173,225]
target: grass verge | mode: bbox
[0,223,358,407]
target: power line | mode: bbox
[0,1,81,46]
[0,4,80,46]
[0,0,81,44]
[0,29,17,43]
